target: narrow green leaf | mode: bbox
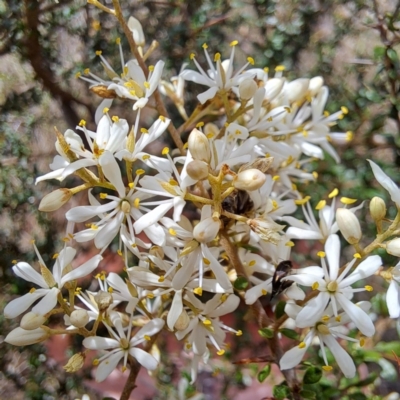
[387,48,399,62]
[258,327,274,338]
[300,389,316,399]
[303,366,322,384]
[275,300,286,319]
[257,364,271,382]
[279,328,299,340]
[234,276,248,290]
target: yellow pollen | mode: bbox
[315,200,326,210]
[248,260,256,267]
[335,315,341,322]
[317,324,330,335]
[95,50,102,56]
[185,342,192,349]
[79,119,86,127]
[365,285,373,292]
[321,315,330,322]
[312,171,318,179]
[284,106,291,113]
[214,53,221,62]
[75,72,81,78]
[162,147,169,155]
[230,40,238,46]
[136,169,145,176]
[247,56,254,65]
[346,131,353,141]
[112,116,119,122]
[354,253,361,259]
[117,249,122,256]
[115,37,121,44]
[272,175,280,181]
[90,224,98,230]
[121,366,127,372]
[100,193,108,199]
[196,121,205,128]
[203,257,211,265]
[206,133,214,139]
[159,115,166,122]
[193,287,203,296]
[143,81,150,89]
[235,129,241,135]
[142,155,150,160]
[341,106,348,114]
[294,196,310,206]
[323,110,330,117]
[103,107,109,114]
[322,365,332,372]
[133,198,140,208]
[359,337,365,347]
[84,68,90,75]
[93,359,99,366]
[52,253,59,259]
[203,319,212,326]
[131,243,137,248]
[11,259,17,264]
[141,128,149,134]
[312,282,319,290]
[144,335,151,341]
[217,349,225,356]
[261,289,267,295]
[129,90,136,96]
[236,330,243,336]
[317,251,326,259]
[108,287,113,293]
[149,65,154,72]
[202,43,208,49]
[158,276,165,283]
[169,178,179,186]
[190,53,195,60]
[302,130,308,137]
[146,293,155,299]
[29,288,36,293]
[275,65,285,72]
[272,200,278,209]
[168,228,177,236]
[263,67,269,73]
[220,294,228,302]
[328,188,339,198]
[128,182,134,189]
[298,342,306,349]
[285,241,295,247]
[340,197,357,205]
[338,113,344,120]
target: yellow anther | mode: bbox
[52,253,59,259]
[143,81,150,89]
[294,197,310,206]
[190,53,195,60]
[159,115,166,122]
[284,106,291,113]
[346,131,353,141]
[285,241,295,247]
[354,253,361,259]
[263,67,269,73]
[328,188,339,198]
[340,197,357,205]
[359,337,365,347]
[203,319,212,326]
[317,251,326,258]
[108,287,113,293]
[142,155,150,160]
[321,315,330,322]
[196,121,205,128]
[315,200,326,210]
[115,37,121,44]
[78,119,86,127]
[236,330,243,336]
[248,260,256,267]
[220,293,228,302]
[312,171,318,179]
[312,282,319,290]
[341,106,348,114]
[217,349,225,356]
[298,342,306,349]
[29,288,36,293]
[247,56,254,65]
[100,193,108,199]
[129,90,136,96]
[272,175,280,181]
[149,65,154,72]
[162,147,169,155]
[131,243,137,248]
[133,198,140,208]
[90,224,98,230]
[84,68,90,75]
[203,257,211,265]
[202,43,208,49]
[323,110,330,117]
[141,128,149,134]
[365,285,373,292]
[185,342,192,349]
[75,72,82,78]
[12,259,17,264]
[193,287,203,296]
[128,182,134,189]
[136,169,145,175]
[261,289,267,295]
[275,65,285,72]
[121,366,127,372]
[93,359,99,366]
[95,50,102,56]
[103,107,110,114]
[112,116,119,122]
[230,40,238,46]
[117,249,122,256]
[206,133,214,139]
[144,335,151,341]
[335,315,341,322]
[158,276,165,283]
[146,293,154,299]
[302,129,308,137]
[272,200,278,209]
[214,53,221,62]
[169,178,179,186]
[322,365,332,372]
[168,228,177,236]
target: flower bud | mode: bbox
[193,216,220,243]
[387,238,400,257]
[64,352,85,373]
[308,76,324,96]
[370,196,386,222]
[264,78,284,102]
[94,290,113,311]
[239,78,258,100]
[284,78,310,103]
[70,309,90,328]
[174,309,190,331]
[5,327,48,346]
[128,17,145,46]
[186,160,209,181]
[336,208,362,245]
[233,169,266,191]
[20,312,47,330]
[39,188,72,212]
[188,128,211,163]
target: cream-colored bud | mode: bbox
[239,78,257,100]
[20,312,47,330]
[387,238,400,257]
[70,309,90,328]
[264,78,284,102]
[233,169,266,191]
[5,327,48,346]
[186,160,209,180]
[94,290,113,311]
[193,216,220,243]
[128,16,145,46]
[336,208,362,245]
[188,128,211,163]
[308,76,324,96]
[370,196,386,222]
[285,78,310,103]
[39,188,72,212]
[174,309,190,331]
[64,352,85,373]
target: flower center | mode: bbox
[316,323,330,335]
[326,281,338,293]
[120,200,131,214]
[120,337,130,350]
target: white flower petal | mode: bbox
[99,151,126,198]
[208,294,240,318]
[295,292,330,328]
[12,262,47,288]
[386,280,400,318]
[61,255,102,286]
[325,234,340,280]
[83,336,120,350]
[167,291,183,330]
[129,347,159,370]
[94,212,124,249]
[95,351,124,382]
[339,255,382,287]
[368,160,400,205]
[4,289,48,318]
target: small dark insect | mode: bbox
[221,189,254,227]
[270,260,293,300]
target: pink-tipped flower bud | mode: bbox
[370,196,386,222]
[387,238,400,257]
[233,169,266,191]
[39,188,72,212]
[193,215,220,243]
[186,160,209,181]
[5,327,48,346]
[20,312,47,330]
[188,128,211,163]
[239,78,258,101]
[336,208,362,245]
[70,309,90,328]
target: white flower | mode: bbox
[285,234,381,336]
[4,245,102,318]
[385,262,400,318]
[83,313,164,382]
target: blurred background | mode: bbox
[1,0,400,398]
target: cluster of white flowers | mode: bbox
[5,13,400,393]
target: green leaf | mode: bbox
[273,383,291,400]
[373,46,385,59]
[234,276,249,290]
[322,388,341,397]
[299,389,316,399]
[375,341,400,354]
[258,327,274,338]
[279,328,299,340]
[257,365,271,382]
[348,393,367,400]
[387,48,399,62]
[303,366,322,384]
[275,300,286,319]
